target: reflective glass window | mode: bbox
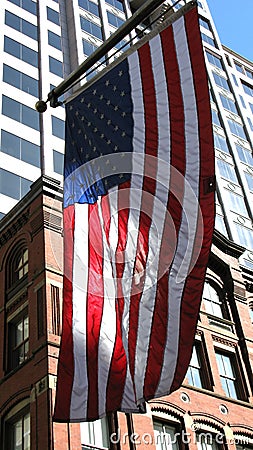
[47,6,60,25]
[4,36,38,67]
[5,11,37,40]
[3,64,38,97]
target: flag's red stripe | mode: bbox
[128,43,159,383]
[144,25,186,399]
[170,7,215,392]
[101,193,111,245]
[116,181,131,320]
[104,185,128,411]
[86,203,104,419]
[54,205,75,421]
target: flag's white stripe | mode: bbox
[134,34,171,402]
[156,16,201,396]
[120,50,146,409]
[97,198,117,417]
[70,203,89,420]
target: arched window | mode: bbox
[5,242,29,372]
[202,282,224,318]
[7,244,28,290]
[3,401,30,450]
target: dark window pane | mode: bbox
[48,30,62,50]
[49,56,63,77]
[213,73,230,91]
[107,11,124,27]
[3,64,38,97]
[5,11,20,31]
[53,150,64,174]
[52,116,65,139]
[1,130,41,167]
[2,96,20,122]
[2,96,39,130]
[242,82,253,97]
[0,169,31,199]
[0,169,21,199]
[245,68,253,79]
[234,223,253,248]
[4,36,20,58]
[3,64,20,90]
[225,190,248,216]
[23,20,38,40]
[4,36,38,67]
[228,119,247,140]
[211,109,221,126]
[78,0,99,16]
[213,133,230,154]
[5,11,37,40]
[7,0,37,14]
[21,177,31,196]
[206,51,223,69]
[22,104,40,130]
[80,16,102,39]
[245,172,253,191]
[201,32,216,47]
[199,17,210,31]
[216,159,238,183]
[1,130,20,158]
[236,144,253,165]
[47,6,60,25]
[21,140,40,167]
[22,45,38,67]
[83,39,97,56]
[22,73,39,97]
[219,94,238,114]
[235,62,243,73]
[105,0,124,11]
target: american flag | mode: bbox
[54,3,215,422]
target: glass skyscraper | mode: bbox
[0,0,252,269]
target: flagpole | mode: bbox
[35,0,187,112]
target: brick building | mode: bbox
[0,176,253,450]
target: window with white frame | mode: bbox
[153,421,179,450]
[224,190,248,217]
[216,159,238,183]
[196,432,221,450]
[245,172,253,191]
[81,417,109,449]
[215,351,241,399]
[233,223,253,249]
[202,282,225,318]
[236,144,253,166]
[186,345,203,388]
[205,51,223,70]
[213,133,230,154]
[219,94,238,115]
[228,119,247,140]
[213,73,230,91]
[215,215,228,237]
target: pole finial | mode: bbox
[35,100,47,113]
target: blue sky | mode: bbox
[207,0,253,62]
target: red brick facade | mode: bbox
[0,176,253,450]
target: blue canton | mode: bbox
[64,59,134,207]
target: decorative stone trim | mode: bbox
[212,335,237,347]
[0,211,30,248]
